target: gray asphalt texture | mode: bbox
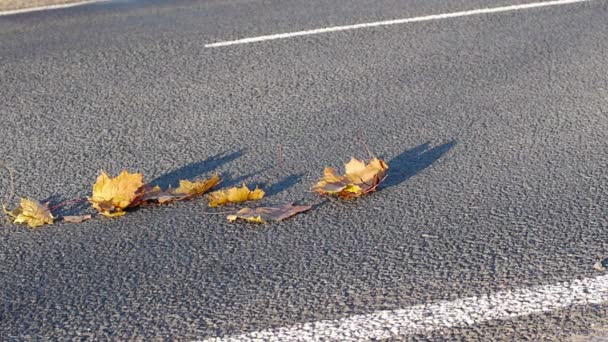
[1,0,607,340]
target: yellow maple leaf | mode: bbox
[313,157,388,199]
[208,183,265,207]
[88,170,144,217]
[3,198,54,228]
[227,203,312,223]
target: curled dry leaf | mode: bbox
[88,170,145,218]
[142,174,221,204]
[63,215,92,223]
[173,174,221,198]
[3,198,54,228]
[313,157,388,199]
[208,183,265,207]
[227,203,312,223]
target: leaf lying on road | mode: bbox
[1,151,391,228]
[3,198,54,228]
[313,157,388,199]
[63,214,92,223]
[208,183,265,207]
[88,170,145,218]
[227,203,312,223]
[173,174,221,198]
[142,174,221,204]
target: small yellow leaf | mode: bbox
[227,214,264,223]
[313,157,388,199]
[208,183,265,207]
[172,174,221,198]
[88,170,145,218]
[227,203,312,223]
[3,198,54,228]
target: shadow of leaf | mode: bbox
[383,141,456,189]
[264,173,303,197]
[41,194,90,218]
[40,194,63,206]
[220,168,270,189]
[55,201,90,218]
[149,150,243,189]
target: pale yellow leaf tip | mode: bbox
[4,198,54,228]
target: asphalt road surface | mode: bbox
[1,0,607,340]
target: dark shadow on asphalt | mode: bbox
[57,200,90,218]
[264,173,303,197]
[149,150,243,189]
[221,168,269,189]
[41,194,90,218]
[383,140,456,189]
[41,194,62,207]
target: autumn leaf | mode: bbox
[227,203,312,223]
[88,170,145,217]
[208,183,265,207]
[141,174,221,204]
[3,198,54,228]
[63,215,92,223]
[172,174,221,199]
[313,157,388,199]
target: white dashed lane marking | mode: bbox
[0,0,108,16]
[209,275,608,341]
[205,0,596,47]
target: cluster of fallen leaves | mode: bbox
[313,157,388,199]
[2,157,388,228]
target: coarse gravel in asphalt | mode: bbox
[0,0,607,339]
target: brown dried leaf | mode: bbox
[227,203,312,223]
[63,215,92,223]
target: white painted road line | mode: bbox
[0,0,108,17]
[205,0,596,48]
[209,275,608,341]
